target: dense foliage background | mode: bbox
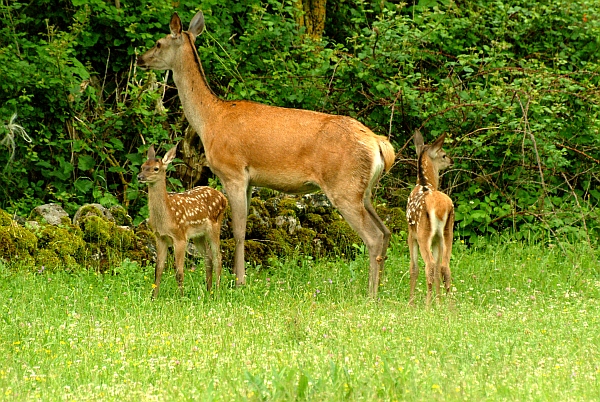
[1,0,599,245]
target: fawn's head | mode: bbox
[414,130,453,172]
[136,12,205,71]
[413,130,452,188]
[138,145,177,185]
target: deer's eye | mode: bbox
[153,167,159,172]
[156,42,161,49]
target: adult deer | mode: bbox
[406,130,454,306]
[137,12,395,297]
[138,144,228,298]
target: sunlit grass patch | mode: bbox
[0,236,599,400]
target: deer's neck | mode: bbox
[417,153,439,191]
[147,179,171,231]
[170,33,221,138]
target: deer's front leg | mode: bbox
[226,182,250,286]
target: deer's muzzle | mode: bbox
[136,56,148,69]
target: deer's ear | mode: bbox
[188,11,205,40]
[170,13,183,38]
[430,133,446,153]
[413,129,425,155]
[147,145,156,160]
[163,145,177,165]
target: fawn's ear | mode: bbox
[147,145,156,160]
[429,133,447,154]
[413,129,425,155]
[162,145,177,165]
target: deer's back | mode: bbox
[204,100,389,190]
[407,186,453,232]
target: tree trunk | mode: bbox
[294,0,326,39]
[176,125,211,188]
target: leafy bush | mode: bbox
[1,0,598,247]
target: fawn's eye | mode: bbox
[153,167,159,172]
[156,42,161,49]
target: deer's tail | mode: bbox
[378,138,395,173]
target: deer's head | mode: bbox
[137,145,177,185]
[136,12,205,71]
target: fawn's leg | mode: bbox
[441,213,454,296]
[208,220,223,288]
[432,236,443,303]
[153,237,169,299]
[417,235,436,308]
[408,230,420,306]
[193,237,211,291]
[173,239,187,296]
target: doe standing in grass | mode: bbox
[138,144,228,298]
[406,130,454,306]
[136,11,395,298]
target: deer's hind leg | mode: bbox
[364,196,391,272]
[326,191,385,298]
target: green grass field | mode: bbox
[1,236,599,401]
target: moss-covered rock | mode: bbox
[109,205,133,226]
[375,204,407,233]
[0,221,38,262]
[244,239,271,267]
[37,225,86,265]
[35,248,78,271]
[217,192,398,268]
[29,203,70,226]
[0,204,153,271]
[80,215,113,247]
[0,227,18,261]
[3,191,401,272]
[78,214,151,271]
[324,219,362,258]
[73,204,116,227]
[34,249,63,270]
[0,209,13,226]
[277,197,300,215]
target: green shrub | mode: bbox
[1,0,598,247]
